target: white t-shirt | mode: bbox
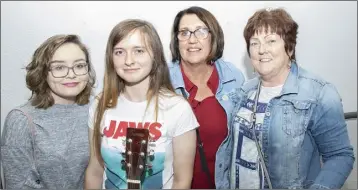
[88,93,199,189]
[230,85,283,189]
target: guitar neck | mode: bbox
[127,182,141,189]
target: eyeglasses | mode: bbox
[49,63,89,78]
[177,28,210,41]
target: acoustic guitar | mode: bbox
[122,128,150,189]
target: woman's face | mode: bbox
[177,14,212,65]
[47,43,89,104]
[112,29,153,86]
[249,29,292,81]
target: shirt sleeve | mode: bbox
[172,97,199,137]
[310,83,355,188]
[1,109,42,189]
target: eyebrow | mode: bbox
[113,46,146,50]
[49,59,86,64]
[179,26,207,31]
[250,34,276,40]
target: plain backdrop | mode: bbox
[1,1,357,189]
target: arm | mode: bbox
[172,129,197,189]
[309,84,355,189]
[84,128,104,189]
[171,98,199,189]
[1,109,42,188]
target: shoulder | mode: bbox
[167,60,182,83]
[89,92,102,110]
[296,66,339,100]
[5,101,33,122]
[2,104,32,145]
[159,91,190,112]
[297,66,329,87]
[215,59,245,83]
[167,60,180,74]
[216,59,242,74]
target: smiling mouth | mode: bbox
[63,82,79,87]
[124,68,140,72]
[187,48,201,52]
[259,58,272,62]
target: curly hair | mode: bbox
[25,34,96,108]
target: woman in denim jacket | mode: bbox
[168,6,245,189]
[227,8,355,189]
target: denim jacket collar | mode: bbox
[240,61,300,96]
[169,59,237,90]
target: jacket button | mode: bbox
[266,112,271,116]
[36,180,40,184]
[219,163,222,168]
[222,95,229,101]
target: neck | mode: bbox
[51,92,76,105]
[181,60,213,84]
[261,67,290,87]
[123,76,150,102]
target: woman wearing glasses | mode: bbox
[1,34,96,189]
[168,6,245,189]
[229,8,354,189]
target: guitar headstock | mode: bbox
[123,128,149,189]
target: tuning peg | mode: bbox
[148,149,155,156]
[147,168,153,175]
[148,154,155,161]
[121,159,126,170]
[146,163,153,169]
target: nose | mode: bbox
[188,33,198,44]
[125,53,134,66]
[66,68,76,78]
[258,43,267,55]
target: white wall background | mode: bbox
[1,1,357,188]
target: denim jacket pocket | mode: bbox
[282,100,311,138]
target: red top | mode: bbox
[180,63,228,189]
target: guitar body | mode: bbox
[123,128,150,189]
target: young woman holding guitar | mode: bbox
[84,19,199,189]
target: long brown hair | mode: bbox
[93,19,175,163]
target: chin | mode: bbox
[187,58,206,64]
[124,78,144,86]
[59,91,82,98]
[61,87,86,96]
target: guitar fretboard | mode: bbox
[127,181,141,189]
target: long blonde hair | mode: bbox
[93,19,175,163]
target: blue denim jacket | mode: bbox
[225,62,355,189]
[168,59,245,188]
